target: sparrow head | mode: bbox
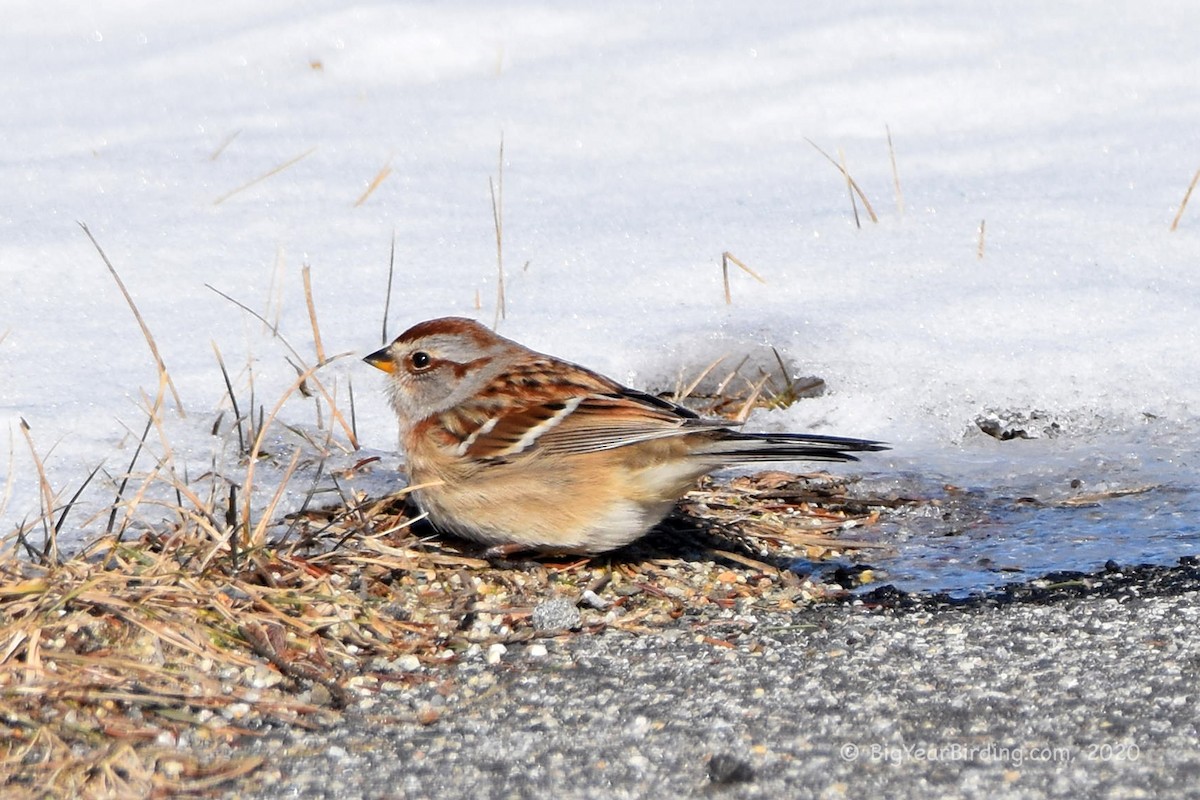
[364,317,514,424]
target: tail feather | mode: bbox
[698,432,889,464]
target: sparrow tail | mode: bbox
[699,432,889,464]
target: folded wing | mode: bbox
[460,386,886,463]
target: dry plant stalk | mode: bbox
[839,147,861,228]
[354,160,393,207]
[720,251,766,304]
[673,355,727,403]
[266,245,287,334]
[1170,167,1200,231]
[236,363,327,551]
[106,410,155,535]
[805,138,879,224]
[211,341,247,453]
[214,146,317,205]
[79,223,186,417]
[490,135,506,329]
[205,282,359,449]
[886,124,904,215]
[16,419,58,565]
[302,265,327,365]
[381,231,397,344]
[977,219,987,259]
[209,128,241,160]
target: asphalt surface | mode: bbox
[237,561,1200,799]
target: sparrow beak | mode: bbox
[363,346,396,373]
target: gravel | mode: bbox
[531,596,584,633]
[234,561,1200,799]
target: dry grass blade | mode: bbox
[214,146,317,205]
[723,251,765,283]
[79,222,186,417]
[490,134,506,329]
[17,419,58,565]
[249,449,304,545]
[205,283,358,448]
[977,219,987,259]
[732,374,771,423]
[354,160,393,207]
[759,347,801,410]
[1170,166,1200,231]
[713,356,751,399]
[1057,484,1158,507]
[266,245,287,334]
[707,548,779,574]
[207,283,306,365]
[209,128,241,160]
[53,461,103,540]
[839,147,861,229]
[673,355,727,404]
[108,456,171,545]
[348,376,358,445]
[382,230,397,344]
[720,251,766,305]
[211,341,246,453]
[302,265,327,365]
[239,363,327,549]
[105,413,155,539]
[886,124,904,215]
[805,138,879,224]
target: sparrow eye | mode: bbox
[410,351,433,371]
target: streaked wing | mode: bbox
[535,393,730,454]
[460,389,728,460]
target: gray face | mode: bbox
[377,319,513,427]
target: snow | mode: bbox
[3,1,1199,549]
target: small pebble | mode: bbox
[527,643,549,658]
[486,643,507,665]
[580,589,610,610]
[707,752,755,785]
[223,702,251,720]
[532,597,583,632]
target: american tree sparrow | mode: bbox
[364,317,886,554]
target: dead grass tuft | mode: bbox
[2,456,904,795]
[666,349,827,419]
[1,261,904,795]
